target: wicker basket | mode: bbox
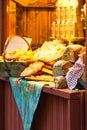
[0,35,31,77]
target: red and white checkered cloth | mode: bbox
[66,56,85,90]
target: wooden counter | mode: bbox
[0,78,85,130]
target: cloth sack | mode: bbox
[66,56,85,90]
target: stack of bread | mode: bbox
[53,44,86,88]
[0,39,85,83]
[20,40,85,83]
[20,40,66,81]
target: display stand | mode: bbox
[0,78,85,130]
[0,0,86,130]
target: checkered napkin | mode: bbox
[66,56,85,90]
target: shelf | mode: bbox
[61,37,85,42]
[13,0,57,8]
[43,86,85,99]
[50,37,85,43]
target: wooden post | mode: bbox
[85,0,87,129]
[76,0,84,37]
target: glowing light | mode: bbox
[56,0,78,7]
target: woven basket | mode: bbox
[0,35,31,77]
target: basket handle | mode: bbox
[3,35,31,77]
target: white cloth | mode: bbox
[66,56,85,90]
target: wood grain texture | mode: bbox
[4,82,23,130]
[0,81,4,130]
[0,0,7,54]
[31,92,85,130]
[13,0,57,7]
[0,0,86,129]
[16,5,55,47]
[0,78,85,130]
[7,0,16,35]
[85,0,87,129]
[0,1,3,54]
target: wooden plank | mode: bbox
[47,8,52,41]
[76,0,84,37]
[85,0,87,129]
[67,95,85,130]
[22,8,27,36]
[16,6,24,36]
[0,1,3,54]
[7,0,16,35]
[35,8,40,46]
[0,81,4,130]
[13,0,56,8]
[39,9,48,44]
[4,82,23,130]
[0,0,7,54]
[80,92,85,130]
[43,86,85,99]
[27,8,36,45]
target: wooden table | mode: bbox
[0,78,85,130]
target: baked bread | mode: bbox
[52,60,73,76]
[62,44,84,62]
[54,76,67,89]
[62,46,75,62]
[20,61,44,77]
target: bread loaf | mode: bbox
[62,44,84,62]
[20,61,44,77]
[62,46,75,62]
[52,60,73,77]
[54,76,67,89]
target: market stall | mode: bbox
[0,0,86,130]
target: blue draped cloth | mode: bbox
[9,77,43,130]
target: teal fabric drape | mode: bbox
[9,77,43,130]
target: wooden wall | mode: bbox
[0,1,3,53]
[4,81,23,130]
[0,81,4,130]
[16,6,55,47]
[7,0,56,48]
[6,0,86,48]
[0,0,7,54]
[85,0,87,129]
[6,0,16,35]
